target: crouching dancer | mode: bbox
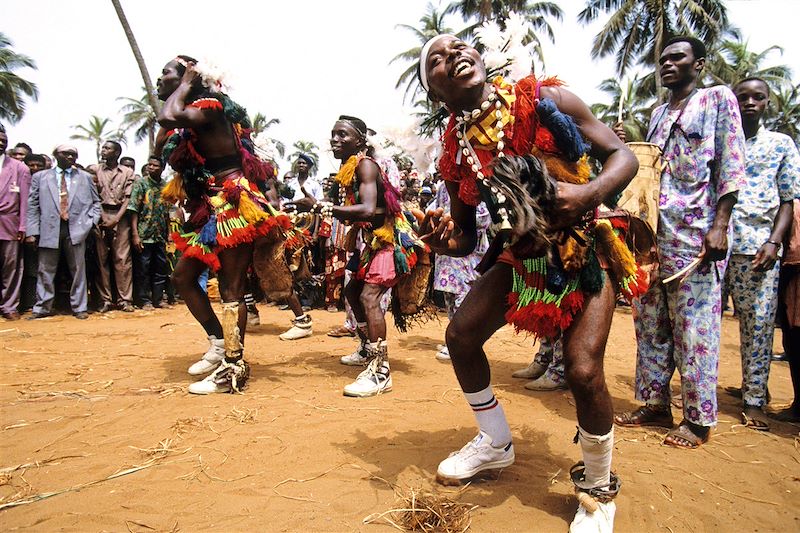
[418,35,639,531]
[156,56,285,394]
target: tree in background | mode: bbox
[704,39,792,92]
[391,2,456,104]
[118,90,157,153]
[250,113,285,158]
[765,82,800,144]
[110,0,159,116]
[590,75,653,142]
[70,116,125,161]
[288,140,320,176]
[0,32,38,124]
[578,0,731,99]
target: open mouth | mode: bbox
[451,58,472,78]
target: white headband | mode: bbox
[419,34,455,92]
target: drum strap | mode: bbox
[646,88,697,147]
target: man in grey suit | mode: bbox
[25,144,101,319]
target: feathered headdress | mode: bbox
[474,11,534,84]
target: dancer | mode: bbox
[418,34,639,531]
[295,116,424,397]
[156,55,286,394]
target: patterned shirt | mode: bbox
[429,183,491,295]
[127,176,169,243]
[730,127,800,255]
[647,86,747,275]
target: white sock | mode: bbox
[464,386,512,447]
[577,426,613,489]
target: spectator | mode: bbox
[89,141,136,313]
[726,77,800,431]
[0,124,32,320]
[128,155,169,310]
[24,153,46,174]
[25,145,100,319]
[8,142,30,161]
[615,36,746,448]
[285,154,323,202]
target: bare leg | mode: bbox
[360,283,390,342]
[172,256,221,337]
[445,263,513,393]
[285,290,305,318]
[345,277,366,323]
[217,243,254,345]
[562,277,615,435]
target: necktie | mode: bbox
[60,170,69,221]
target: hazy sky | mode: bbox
[3,0,797,176]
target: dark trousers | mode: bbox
[135,242,168,306]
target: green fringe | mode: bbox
[579,249,604,293]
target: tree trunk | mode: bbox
[110,0,161,115]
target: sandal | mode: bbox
[327,326,356,338]
[741,406,770,431]
[663,421,709,449]
[614,405,673,428]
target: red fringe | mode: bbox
[188,98,223,110]
[216,214,283,249]
[171,232,221,271]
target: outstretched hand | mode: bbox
[419,207,456,252]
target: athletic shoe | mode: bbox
[435,346,451,361]
[187,335,225,375]
[247,307,260,326]
[436,431,514,481]
[569,500,616,533]
[188,358,250,395]
[343,357,392,397]
[512,361,547,380]
[524,374,568,391]
[278,314,313,340]
[340,343,370,366]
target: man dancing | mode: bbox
[156,55,285,394]
[296,116,423,398]
[418,34,639,531]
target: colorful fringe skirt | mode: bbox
[172,170,292,271]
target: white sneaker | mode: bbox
[247,310,260,326]
[343,357,392,397]
[435,346,451,361]
[187,335,225,375]
[569,500,616,533]
[279,314,313,340]
[188,359,250,395]
[340,343,370,366]
[437,431,514,481]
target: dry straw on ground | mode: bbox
[364,487,478,533]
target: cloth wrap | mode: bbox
[439,75,650,338]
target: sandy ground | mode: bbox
[0,303,798,532]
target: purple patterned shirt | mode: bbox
[648,86,746,275]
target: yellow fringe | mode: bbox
[372,218,395,245]
[161,173,186,204]
[334,155,360,189]
[531,148,590,185]
[593,220,637,282]
[558,231,589,272]
[238,191,270,224]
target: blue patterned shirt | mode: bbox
[730,127,800,255]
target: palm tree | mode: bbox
[590,76,654,142]
[391,3,457,103]
[765,82,800,145]
[249,113,285,158]
[577,0,732,98]
[110,0,159,115]
[0,32,38,124]
[70,116,124,161]
[704,39,792,91]
[288,140,320,176]
[118,90,157,153]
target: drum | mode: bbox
[619,142,662,232]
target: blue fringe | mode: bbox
[198,214,217,245]
[536,98,591,161]
[393,245,410,274]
